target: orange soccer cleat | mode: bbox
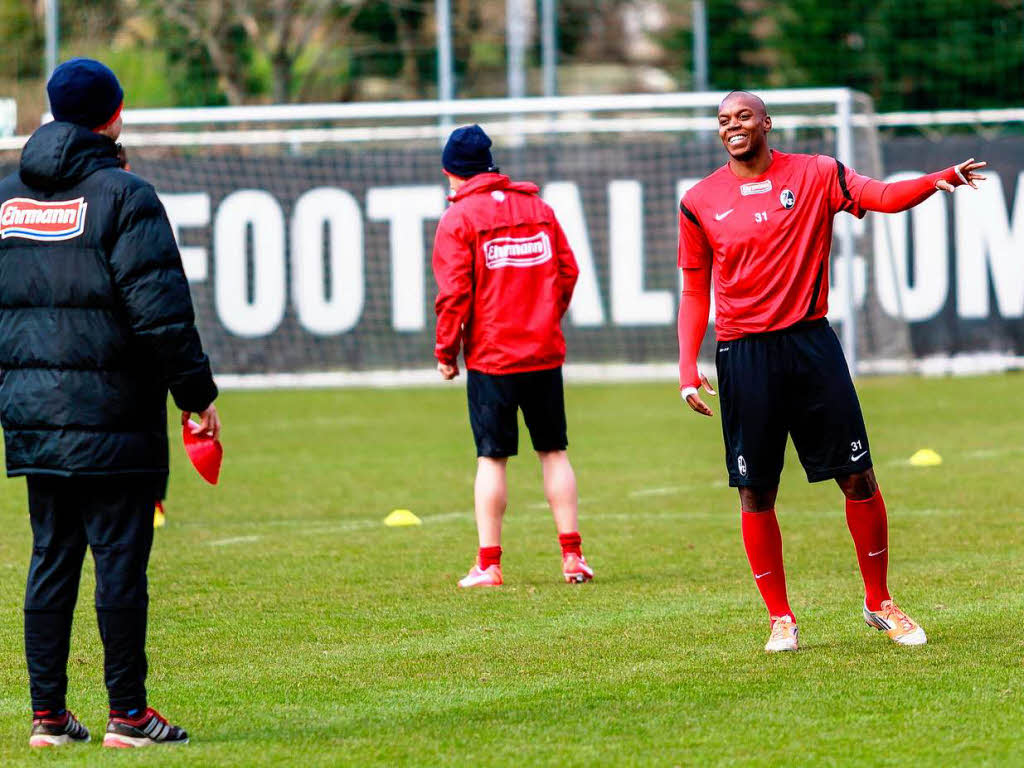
[863,600,927,646]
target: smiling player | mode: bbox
[677,91,985,652]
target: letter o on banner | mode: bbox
[214,190,286,337]
[291,187,364,335]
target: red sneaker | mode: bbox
[29,710,90,747]
[103,707,188,747]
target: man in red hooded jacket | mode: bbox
[432,124,592,588]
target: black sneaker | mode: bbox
[103,707,189,747]
[29,710,90,747]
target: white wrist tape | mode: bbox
[953,165,968,186]
[681,386,698,400]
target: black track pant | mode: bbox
[24,475,158,713]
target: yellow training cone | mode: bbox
[153,501,166,528]
[384,509,422,527]
[909,449,942,467]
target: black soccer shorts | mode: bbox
[715,318,872,487]
[466,367,568,458]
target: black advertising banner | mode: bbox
[2,134,1021,374]
[879,137,1024,359]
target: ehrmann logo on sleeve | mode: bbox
[0,197,88,241]
[483,232,553,269]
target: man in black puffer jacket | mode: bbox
[0,58,219,748]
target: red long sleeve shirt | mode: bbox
[677,153,963,390]
[432,173,579,374]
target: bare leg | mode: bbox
[537,450,578,534]
[739,486,779,513]
[474,457,508,547]
[835,467,878,501]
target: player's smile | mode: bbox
[717,94,772,166]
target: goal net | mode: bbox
[0,89,910,383]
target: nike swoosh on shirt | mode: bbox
[851,451,868,461]
[714,209,734,221]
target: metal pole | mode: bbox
[45,0,59,79]
[693,0,709,91]
[507,0,528,99]
[436,0,454,135]
[506,0,528,146]
[541,0,557,98]
[836,89,858,375]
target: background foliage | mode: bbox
[0,0,1021,129]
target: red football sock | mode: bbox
[741,509,794,622]
[558,532,582,557]
[845,489,891,612]
[478,546,502,569]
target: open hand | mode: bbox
[682,372,717,417]
[936,158,986,192]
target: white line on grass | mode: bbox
[205,511,473,546]
[628,486,691,497]
[209,535,263,547]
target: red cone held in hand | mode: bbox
[183,420,223,485]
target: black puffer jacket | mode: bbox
[0,121,217,484]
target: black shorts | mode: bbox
[716,319,872,487]
[467,367,568,458]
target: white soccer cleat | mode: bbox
[562,553,594,583]
[764,615,799,653]
[863,600,927,646]
[457,563,503,588]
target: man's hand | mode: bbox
[681,372,717,417]
[182,405,221,441]
[936,158,986,192]
[438,361,459,380]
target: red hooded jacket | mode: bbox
[432,173,579,374]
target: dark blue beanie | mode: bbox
[442,124,496,178]
[47,58,124,129]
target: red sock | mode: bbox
[845,489,891,612]
[558,532,582,557]
[478,546,502,569]
[741,509,794,622]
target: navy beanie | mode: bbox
[442,124,496,178]
[47,58,124,129]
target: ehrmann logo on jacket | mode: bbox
[483,232,552,269]
[0,197,88,241]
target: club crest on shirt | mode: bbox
[0,197,88,241]
[483,231,552,269]
[780,189,796,209]
[740,180,772,196]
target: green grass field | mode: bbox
[0,373,1022,766]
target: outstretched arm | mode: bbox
[678,264,716,417]
[859,158,987,213]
